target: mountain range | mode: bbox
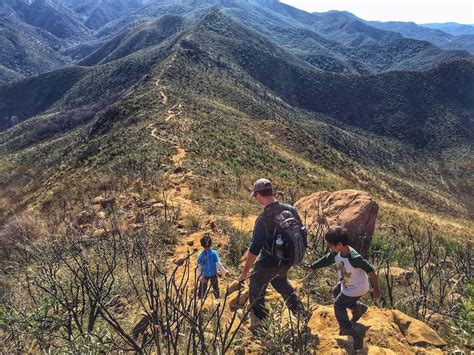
[422,22,474,36]
[1,0,473,83]
[0,0,473,230]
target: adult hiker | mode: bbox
[239,178,309,332]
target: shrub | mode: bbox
[227,227,248,267]
[184,213,203,232]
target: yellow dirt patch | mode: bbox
[228,215,257,234]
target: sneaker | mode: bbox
[339,327,357,336]
[339,327,363,350]
[351,303,368,324]
[353,332,364,350]
[249,310,262,335]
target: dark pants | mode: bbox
[199,276,220,299]
[333,282,360,329]
[249,263,303,320]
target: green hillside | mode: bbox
[88,0,473,74]
[0,16,67,77]
[1,9,472,225]
[80,15,188,66]
[369,20,474,54]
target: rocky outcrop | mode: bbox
[92,196,116,209]
[295,189,378,257]
[308,305,446,353]
[392,310,446,348]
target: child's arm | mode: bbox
[215,252,229,275]
[310,252,336,270]
[216,261,229,275]
[368,271,381,299]
[348,252,381,299]
[197,253,204,279]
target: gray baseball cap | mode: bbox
[251,178,273,197]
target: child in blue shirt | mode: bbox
[197,234,229,299]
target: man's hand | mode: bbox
[239,270,249,283]
[372,288,381,300]
[239,251,257,283]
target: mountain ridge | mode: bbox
[1,9,472,220]
[1,0,472,83]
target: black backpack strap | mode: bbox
[261,203,296,254]
[262,203,286,235]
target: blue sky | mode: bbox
[280,0,473,24]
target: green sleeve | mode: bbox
[310,252,336,269]
[348,251,375,273]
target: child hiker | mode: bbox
[197,234,229,299]
[309,226,380,350]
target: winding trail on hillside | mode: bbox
[165,104,183,122]
[146,40,202,225]
[141,34,309,343]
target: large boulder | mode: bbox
[295,189,378,257]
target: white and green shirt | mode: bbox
[311,247,375,297]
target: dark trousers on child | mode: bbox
[199,276,220,299]
[333,282,360,329]
[249,263,304,320]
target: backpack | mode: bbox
[263,203,307,266]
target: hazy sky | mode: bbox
[280,0,474,24]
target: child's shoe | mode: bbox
[339,327,363,350]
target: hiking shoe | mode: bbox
[249,310,262,335]
[351,303,368,324]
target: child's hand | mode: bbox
[372,288,381,300]
[301,263,312,272]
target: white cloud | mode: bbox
[279,0,474,24]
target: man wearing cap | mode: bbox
[239,178,308,332]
